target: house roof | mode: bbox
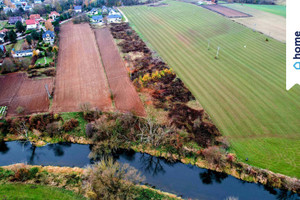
[13,49,33,54]
[0,29,9,34]
[9,16,23,23]
[0,45,5,52]
[108,14,122,19]
[91,8,98,12]
[50,11,60,16]
[74,6,82,10]
[92,15,103,20]
[26,19,38,25]
[30,14,40,20]
[42,30,55,38]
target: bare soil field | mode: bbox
[223,4,286,42]
[0,73,53,116]
[201,5,251,18]
[52,23,112,113]
[94,28,146,116]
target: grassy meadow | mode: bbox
[0,184,86,200]
[121,0,300,178]
[242,4,286,17]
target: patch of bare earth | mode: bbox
[0,73,53,116]
[52,23,112,113]
[94,27,146,116]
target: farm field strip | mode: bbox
[52,23,113,113]
[201,4,251,18]
[222,3,286,42]
[121,0,300,178]
[94,28,146,116]
[242,4,286,17]
[0,73,53,116]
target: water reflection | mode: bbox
[199,169,228,185]
[0,141,9,154]
[0,141,299,200]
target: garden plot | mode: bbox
[94,28,146,116]
[0,73,53,116]
[201,4,251,18]
[52,22,113,113]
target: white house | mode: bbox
[90,8,99,15]
[26,19,38,30]
[74,6,82,13]
[49,11,60,20]
[12,49,33,58]
[107,14,122,23]
[42,30,55,45]
[91,15,103,24]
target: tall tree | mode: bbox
[8,30,17,43]
[15,21,25,33]
[26,35,32,45]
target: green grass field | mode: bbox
[35,57,54,65]
[0,184,86,200]
[121,0,300,178]
[242,4,286,17]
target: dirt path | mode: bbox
[94,27,146,116]
[52,23,113,113]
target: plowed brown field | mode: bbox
[202,5,251,18]
[0,73,53,116]
[94,28,146,116]
[52,23,112,112]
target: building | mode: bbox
[26,19,38,30]
[49,11,60,20]
[91,15,103,24]
[42,30,55,45]
[12,49,33,58]
[107,14,122,23]
[30,14,41,21]
[24,5,32,11]
[108,8,119,15]
[8,16,24,24]
[0,45,6,53]
[74,6,82,13]
[34,0,42,4]
[102,6,108,14]
[90,8,99,15]
[0,34,5,43]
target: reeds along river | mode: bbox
[0,141,299,200]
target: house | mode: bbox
[74,6,82,13]
[11,49,33,58]
[34,0,42,4]
[102,6,108,14]
[90,8,99,15]
[107,14,122,23]
[0,45,6,53]
[91,15,103,24]
[24,5,32,11]
[108,8,119,15]
[26,19,38,30]
[8,16,24,24]
[30,14,41,21]
[49,11,60,20]
[42,30,55,45]
[0,33,6,43]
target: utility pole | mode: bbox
[215,46,220,59]
[45,84,51,99]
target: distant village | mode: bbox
[0,0,123,71]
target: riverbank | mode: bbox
[2,135,300,195]
[0,163,181,200]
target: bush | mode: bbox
[86,123,94,138]
[46,122,62,137]
[16,106,25,114]
[83,158,145,200]
[63,118,79,132]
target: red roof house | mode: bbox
[49,11,60,20]
[26,19,38,30]
[30,14,41,21]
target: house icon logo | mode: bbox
[294,62,300,70]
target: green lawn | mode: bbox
[0,184,86,200]
[242,4,286,17]
[35,57,53,65]
[13,39,24,51]
[61,112,87,137]
[121,0,300,178]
